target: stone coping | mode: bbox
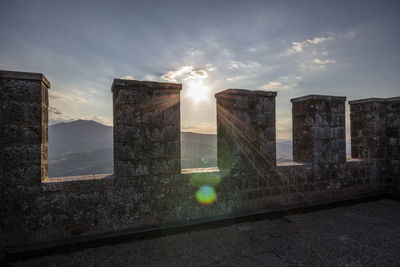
[181,167,220,174]
[291,95,346,103]
[349,96,400,104]
[346,158,364,162]
[43,174,113,183]
[276,161,309,167]
[0,70,50,88]
[215,89,277,98]
[112,79,182,92]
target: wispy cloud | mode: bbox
[161,65,215,82]
[120,75,135,80]
[49,87,112,126]
[285,35,334,55]
[161,66,193,82]
[261,75,303,91]
[229,61,261,70]
[49,106,112,126]
[262,81,289,90]
[282,32,355,73]
[227,74,254,82]
[313,58,336,65]
[185,69,208,80]
[300,58,337,71]
[49,90,88,104]
[143,74,157,81]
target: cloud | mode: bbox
[285,35,334,55]
[49,106,73,124]
[185,69,208,80]
[143,74,157,81]
[313,58,336,65]
[225,61,267,82]
[49,106,112,126]
[120,75,135,80]
[229,61,261,70]
[49,90,88,104]
[307,36,331,44]
[300,58,336,71]
[49,106,63,115]
[48,89,113,126]
[161,66,193,82]
[204,63,216,71]
[261,76,303,91]
[262,81,288,90]
[282,32,354,73]
[227,75,251,82]
[161,65,215,82]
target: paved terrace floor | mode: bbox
[10,199,400,266]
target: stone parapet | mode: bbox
[291,94,346,166]
[1,70,399,251]
[385,98,400,188]
[349,98,387,159]
[0,70,49,185]
[350,97,400,188]
[112,79,181,178]
[215,89,277,178]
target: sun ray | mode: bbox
[186,80,210,104]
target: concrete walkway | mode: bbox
[11,199,400,266]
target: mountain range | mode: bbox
[49,120,222,177]
[49,120,350,178]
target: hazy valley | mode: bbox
[49,120,350,177]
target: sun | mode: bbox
[186,80,210,104]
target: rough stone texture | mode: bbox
[0,70,399,251]
[349,98,387,159]
[112,79,182,178]
[215,89,277,178]
[386,98,400,189]
[10,199,400,266]
[0,70,49,185]
[292,95,346,165]
[350,97,400,189]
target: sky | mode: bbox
[1,0,399,138]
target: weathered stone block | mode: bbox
[2,101,26,124]
[166,141,180,159]
[112,79,181,178]
[1,163,41,186]
[25,102,42,124]
[349,97,400,165]
[114,88,145,105]
[0,70,49,184]
[216,89,277,175]
[115,160,150,177]
[292,95,346,166]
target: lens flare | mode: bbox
[196,185,217,205]
[201,157,209,164]
[189,172,221,187]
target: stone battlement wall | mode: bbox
[1,70,399,248]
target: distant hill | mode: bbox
[51,120,349,177]
[181,132,217,168]
[49,120,113,177]
[49,120,113,159]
